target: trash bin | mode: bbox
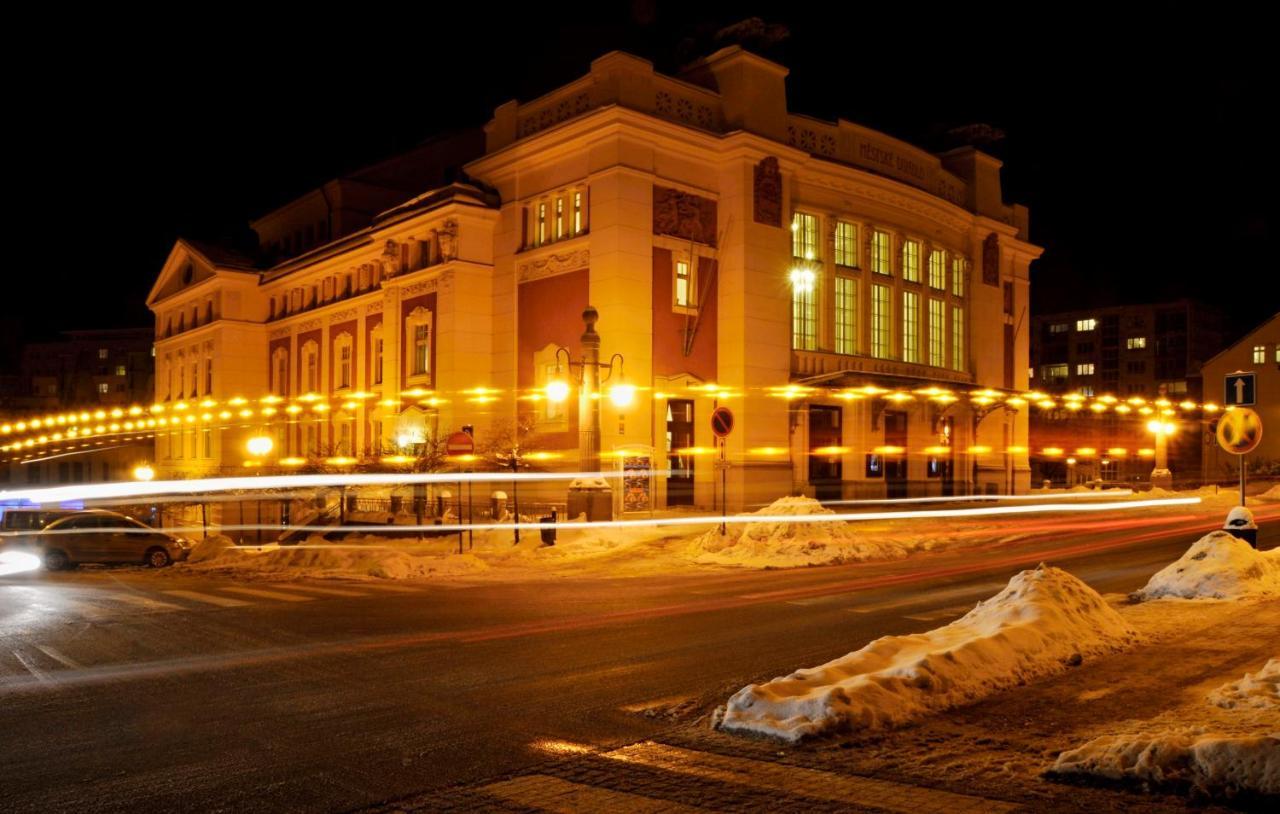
[436,489,453,519]
[567,478,614,522]
[491,491,507,520]
[1224,506,1258,548]
[539,509,557,546]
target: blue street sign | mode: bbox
[1224,372,1256,407]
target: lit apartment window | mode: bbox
[871,284,891,358]
[951,256,966,297]
[902,290,920,363]
[871,231,891,275]
[573,191,584,234]
[373,337,384,385]
[902,240,921,283]
[1048,323,1069,334]
[791,275,816,351]
[951,306,965,372]
[1127,336,1147,349]
[97,382,109,394]
[115,365,126,377]
[928,250,946,289]
[1077,363,1095,375]
[835,221,858,267]
[1275,345,1280,363]
[674,259,693,308]
[791,212,819,259]
[834,277,857,354]
[1166,380,1188,394]
[1044,363,1068,379]
[928,299,945,367]
[97,348,109,360]
[537,202,547,246]
[1076,318,1097,331]
[1253,345,1266,364]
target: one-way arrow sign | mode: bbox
[1224,372,1256,407]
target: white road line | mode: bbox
[12,650,53,685]
[343,582,418,592]
[109,593,185,612]
[220,587,314,603]
[34,645,83,670]
[269,584,368,597]
[161,589,251,608]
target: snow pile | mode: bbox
[718,565,1137,741]
[686,496,908,567]
[185,535,236,564]
[1209,658,1280,711]
[1260,483,1280,501]
[182,541,489,580]
[1132,531,1280,601]
[1051,659,1280,799]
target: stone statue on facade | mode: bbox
[438,220,459,262]
[380,239,401,279]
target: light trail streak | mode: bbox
[813,490,1135,506]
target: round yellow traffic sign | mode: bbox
[1216,407,1263,455]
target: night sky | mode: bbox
[7,6,1272,367]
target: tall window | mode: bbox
[902,240,921,283]
[338,343,352,389]
[871,284,890,359]
[189,362,198,398]
[204,356,212,395]
[834,221,858,267]
[871,231,891,275]
[1076,318,1097,331]
[372,337,384,385]
[791,212,818,259]
[555,197,564,240]
[951,306,966,372]
[97,348,109,360]
[1253,345,1266,363]
[674,259,693,308]
[304,344,318,392]
[273,350,289,396]
[902,290,920,363]
[573,191,583,234]
[835,277,857,355]
[1127,337,1147,349]
[413,324,430,375]
[928,299,945,367]
[537,202,547,246]
[928,250,946,289]
[791,277,816,351]
[951,256,966,297]
[1077,363,1095,375]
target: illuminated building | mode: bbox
[144,48,1040,507]
[1201,312,1280,482]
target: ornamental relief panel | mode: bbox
[652,186,717,246]
[518,248,590,283]
[268,327,291,340]
[297,319,321,332]
[365,301,383,315]
[400,277,439,297]
[328,308,358,324]
[753,157,782,227]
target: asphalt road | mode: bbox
[1,505,1276,813]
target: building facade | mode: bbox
[144,48,1040,509]
[1201,312,1280,483]
[1028,300,1224,486]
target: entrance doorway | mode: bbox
[665,399,695,506]
[884,410,908,498]
[808,405,843,501]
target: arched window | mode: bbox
[405,307,432,379]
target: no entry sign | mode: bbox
[710,406,734,438]
[445,431,475,456]
[1216,408,1263,456]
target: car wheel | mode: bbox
[43,549,70,571]
[145,547,172,568]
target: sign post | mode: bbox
[1215,405,1262,507]
[445,431,476,554]
[710,406,734,536]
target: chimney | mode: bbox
[681,46,789,142]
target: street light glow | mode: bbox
[788,266,816,293]
[132,464,155,481]
[545,379,571,403]
[609,383,636,407]
[246,435,274,458]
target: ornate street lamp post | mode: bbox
[1147,419,1175,489]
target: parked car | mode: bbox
[30,510,193,570]
[1,508,78,550]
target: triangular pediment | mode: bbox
[146,239,256,307]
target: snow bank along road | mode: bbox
[0,506,1276,813]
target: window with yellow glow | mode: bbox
[1077,362,1095,375]
[951,305,965,372]
[573,191,583,234]
[835,276,857,355]
[555,197,564,240]
[674,259,693,308]
[1253,345,1266,364]
[537,202,547,246]
[902,240,920,283]
[1076,318,1097,331]
[871,231,891,275]
[871,284,890,359]
[1127,336,1146,349]
[928,298,945,367]
[791,212,819,259]
[835,221,858,267]
[928,249,946,289]
[792,276,817,351]
[902,290,920,363]
[951,256,966,297]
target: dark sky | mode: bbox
[6,5,1273,367]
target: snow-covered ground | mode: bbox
[716,565,1138,741]
[1131,530,1280,600]
[1050,657,1279,799]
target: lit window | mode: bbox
[1048,323,1069,334]
[928,250,946,289]
[951,306,965,372]
[115,365,126,377]
[273,349,289,396]
[791,212,819,260]
[338,344,352,389]
[871,231,891,275]
[791,270,817,351]
[97,382,109,394]
[674,259,693,308]
[1080,386,1095,397]
[1275,345,1280,364]
[555,197,564,240]
[835,221,858,267]
[1076,318,1097,331]
[202,428,212,458]
[303,343,318,392]
[1166,380,1188,394]
[951,256,966,297]
[1253,345,1266,364]
[835,277,857,355]
[902,290,920,363]
[1077,363,1095,375]
[902,240,921,283]
[928,299,945,367]
[573,191,583,234]
[97,348,109,360]
[1126,336,1147,349]
[871,284,891,359]
[413,324,430,375]
[373,337,384,385]
[537,202,547,246]
[1044,364,1068,380]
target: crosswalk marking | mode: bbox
[34,644,83,670]
[109,593,185,612]
[482,774,706,814]
[12,650,52,685]
[220,587,314,603]
[272,584,368,597]
[161,589,251,608]
[346,582,418,592]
